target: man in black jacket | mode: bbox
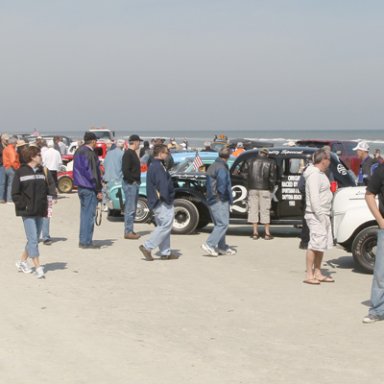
[246,148,277,240]
[122,134,142,239]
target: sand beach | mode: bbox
[0,193,382,384]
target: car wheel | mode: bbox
[135,197,150,223]
[172,199,199,234]
[351,226,377,274]
[57,176,73,193]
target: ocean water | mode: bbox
[44,128,384,151]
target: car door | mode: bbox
[229,156,250,219]
[275,155,308,219]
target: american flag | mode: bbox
[192,152,204,171]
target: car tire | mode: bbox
[351,226,377,274]
[57,176,73,193]
[172,199,199,234]
[135,197,150,223]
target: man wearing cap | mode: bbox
[232,142,245,157]
[73,132,103,249]
[354,141,374,186]
[121,134,143,239]
[245,147,276,240]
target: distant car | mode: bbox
[295,140,360,176]
[106,152,234,221]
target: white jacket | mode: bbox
[304,164,332,219]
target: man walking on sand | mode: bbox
[73,132,103,249]
[139,144,178,261]
[303,148,334,285]
[363,164,384,323]
[201,147,236,257]
[122,134,143,240]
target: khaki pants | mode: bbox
[247,190,272,224]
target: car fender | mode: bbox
[334,205,375,244]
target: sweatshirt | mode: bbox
[304,164,333,219]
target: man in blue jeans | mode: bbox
[73,132,103,249]
[139,144,178,261]
[363,164,384,323]
[202,147,236,257]
[122,134,143,239]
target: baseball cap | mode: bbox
[260,147,269,155]
[128,134,143,142]
[237,142,244,148]
[83,132,97,142]
[353,141,369,152]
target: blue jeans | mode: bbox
[144,203,174,256]
[369,229,384,316]
[78,187,97,246]
[41,217,51,241]
[5,167,15,202]
[206,200,230,250]
[123,182,139,234]
[22,217,43,258]
[0,165,5,201]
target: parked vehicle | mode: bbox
[106,152,234,221]
[168,147,356,234]
[295,139,360,176]
[332,186,377,273]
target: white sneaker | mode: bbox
[16,261,32,274]
[201,243,218,256]
[218,247,237,255]
[34,266,45,279]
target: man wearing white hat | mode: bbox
[353,141,373,186]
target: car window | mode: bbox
[288,158,306,174]
[231,159,248,176]
[331,143,343,155]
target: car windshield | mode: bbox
[92,131,112,140]
[170,158,195,174]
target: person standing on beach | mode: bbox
[303,148,334,285]
[201,147,236,257]
[139,144,178,261]
[3,136,20,203]
[354,141,374,186]
[245,147,276,240]
[122,134,143,240]
[73,132,103,249]
[0,133,9,203]
[363,163,384,323]
[12,146,57,278]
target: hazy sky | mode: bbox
[1,0,384,133]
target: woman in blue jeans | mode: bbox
[12,146,57,279]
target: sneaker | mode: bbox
[218,247,237,255]
[43,239,53,245]
[34,266,45,279]
[139,245,154,261]
[362,313,384,324]
[201,243,218,257]
[16,261,32,274]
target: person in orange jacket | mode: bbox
[232,142,245,157]
[3,136,20,203]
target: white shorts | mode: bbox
[305,213,333,252]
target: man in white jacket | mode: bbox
[303,148,334,285]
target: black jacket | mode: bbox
[122,148,141,184]
[12,165,57,217]
[246,155,277,191]
[146,159,175,210]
